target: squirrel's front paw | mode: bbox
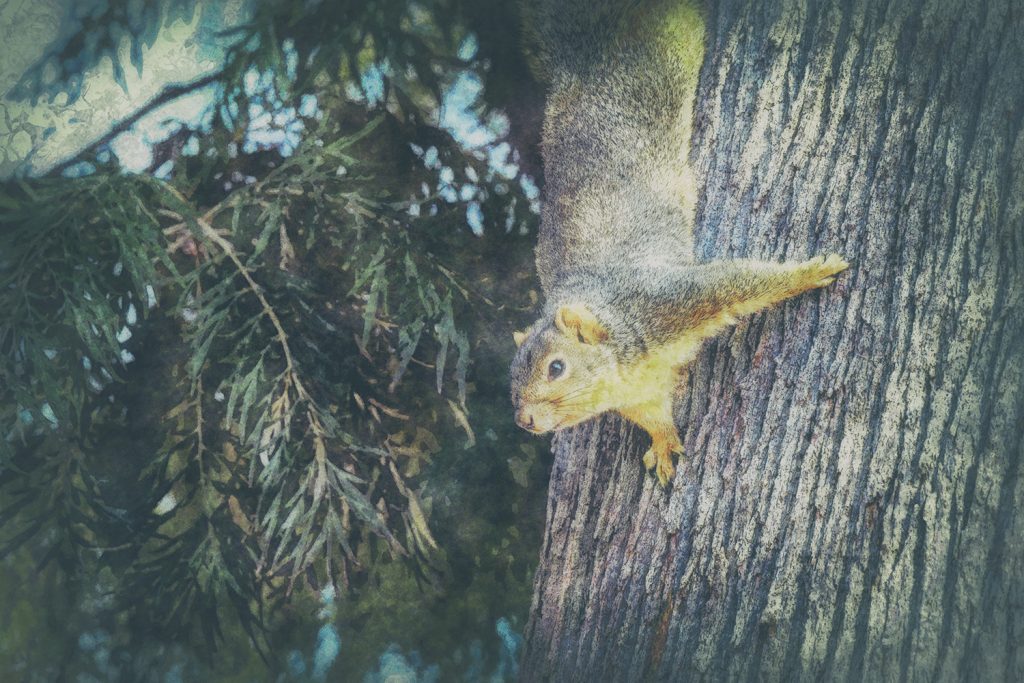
[644,443,682,487]
[802,254,850,288]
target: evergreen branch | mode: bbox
[154,182,299,390]
[196,212,298,376]
[156,181,408,569]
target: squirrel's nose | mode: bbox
[516,410,535,431]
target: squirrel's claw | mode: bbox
[655,454,675,487]
[802,253,849,289]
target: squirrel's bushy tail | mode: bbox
[522,0,704,80]
[522,0,644,77]
[523,0,707,293]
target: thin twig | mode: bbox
[194,266,206,470]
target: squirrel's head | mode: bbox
[509,303,619,434]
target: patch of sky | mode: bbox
[423,146,441,169]
[287,650,308,678]
[244,101,304,156]
[520,175,541,214]
[493,617,523,682]
[285,585,342,681]
[439,185,458,204]
[276,612,525,682]
[439,72,508,150]
[362,645,440,683]
[466,202,484,235]
[312,624,342,680]
[242,73,258,101]
[165,662,185,683]
[240,59,311,156]
[349,61,388,108]
[457,34,478,61]
[62,161,96,178]
[110,84,217,172]
[78,628,108,653]
[224,98,241,126]
[284,38,299,80]
[110,31,309,173]
[486,142,518,179]
[299,94,320,118]
[423,31,538,219]
[358,617,523,682]
[519,175,539,200]
[77,627,121,680]
[504,202,516,230]
[91,20,538,241]
[153,159,174,179]
[461,640,486,682]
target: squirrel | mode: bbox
[509,0,850,486]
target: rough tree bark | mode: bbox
[521,0,1024,681]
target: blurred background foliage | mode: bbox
[0,0,550,680]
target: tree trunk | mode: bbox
[520,0,1024,680]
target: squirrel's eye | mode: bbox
[547,359,565,380]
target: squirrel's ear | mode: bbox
[554,304,608,344]
[513,330,528,347]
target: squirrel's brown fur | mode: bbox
[510,0,850,486]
